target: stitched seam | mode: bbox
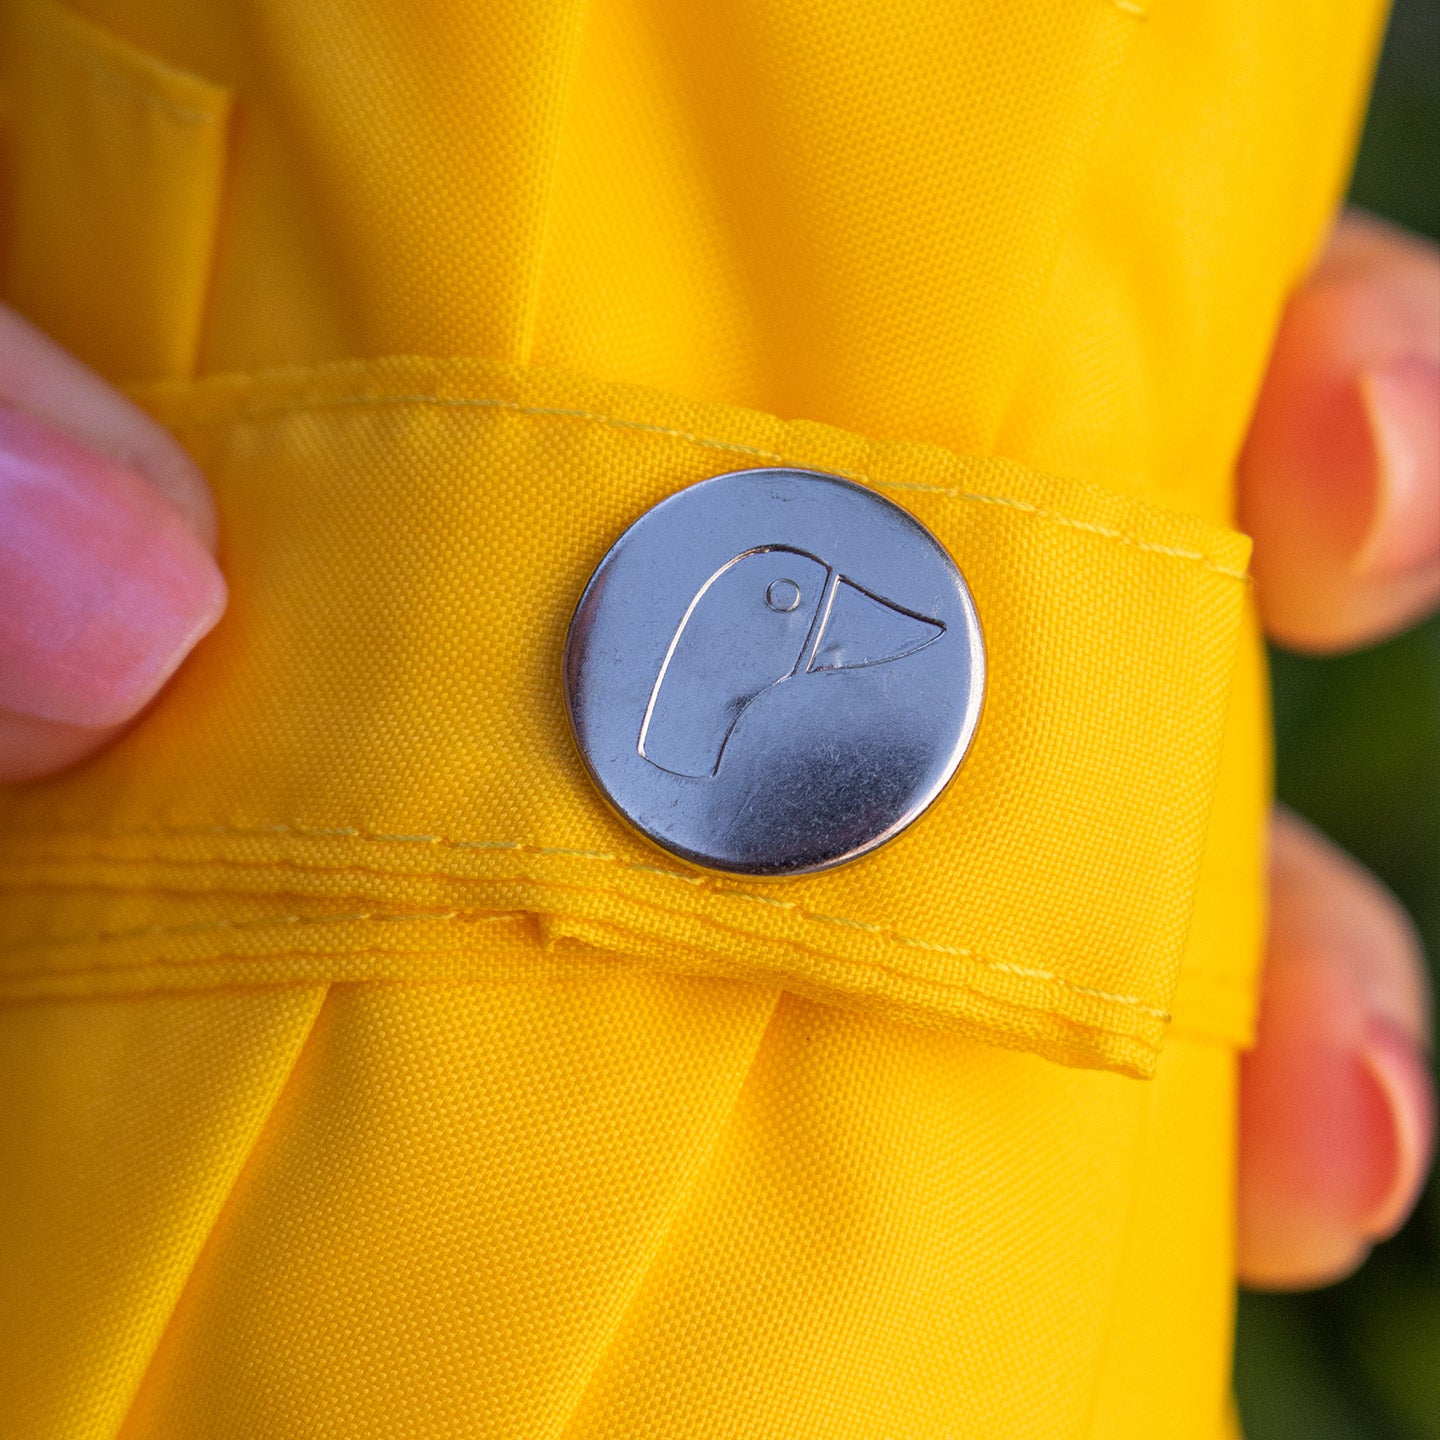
[150,390,1248,581]
[27,10,219,126]
[0,822,975,939]
[556,906,1171,1022]
[0,833,1174,1017]
[3,944,1158,1053]
[0,915,1161,1055]
[0,907,513,953]
[0,867,1171,1023]
[554,913,1161,1062]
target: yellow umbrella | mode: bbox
[0,0,1387,1433]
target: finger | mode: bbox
[1238,809,1434,1290]
[0,308,225,783]
[1238,211,1440,653]
[0,306,218,547]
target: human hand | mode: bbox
[1238,211,1439,1288]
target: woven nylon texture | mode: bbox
[0,355,1251,1075]
[0,0,1387,1434]
[4,980,1241,1440]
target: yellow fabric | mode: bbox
[0,0,1385,1435]
[0,354,1252,1073]
[2,0,231,379]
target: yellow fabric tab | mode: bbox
[0,356,1250,1077]
[0,0,231,379]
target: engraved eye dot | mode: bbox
[766,578,802,613]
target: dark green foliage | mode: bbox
[1235,4,1440,1432]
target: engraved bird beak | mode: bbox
[639,550,944,779]
[803,575,944,674]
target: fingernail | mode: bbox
[0,407,226,729]
[1352,1014,1436,1242]
[1354,357,1440,577]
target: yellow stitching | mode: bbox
[0,908,471,949]
[151,390,1248,581]
[1110,0,1147,17]
[0,897,1170,1025]
[952,491,1244,574]
[889,934,968,958]
[535,912,1167,1051]
[983,961,1162,1012]
[0,822,962,938]
[28,12,220,126]
[720,890,795,911]
[627,863,706,885]
[0,828,1173,1021]
[0,921,1162,1056]
[56,49,216,124]
[807,912,887,935]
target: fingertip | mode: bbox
[0,405,226,740]
[0,709,123,785]
[1354,358,1440,579]
[0,304,220,551]
[1239,1016,1432,1291]
[1240,212,1440,652]
[1238,814,1435,1290]
[1353,1015,1436,1242]
[1237,974,1363,1290]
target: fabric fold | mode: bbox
[0,984,328,1440]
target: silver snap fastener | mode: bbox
[563,468,985,876]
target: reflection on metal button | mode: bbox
[563,468,985,877]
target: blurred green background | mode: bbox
[1232,0,1440,1434]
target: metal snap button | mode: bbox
[563,468,985,876]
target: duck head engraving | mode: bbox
[638,546,945,778]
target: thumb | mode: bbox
[0,306,225,782]
[1238,810,1434,1289]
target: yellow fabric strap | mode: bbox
[0,356,1249,1076]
